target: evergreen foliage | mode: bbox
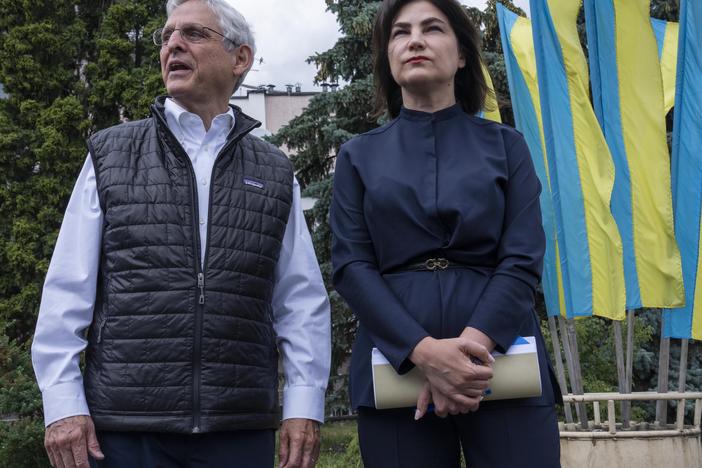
[0,0,165,462]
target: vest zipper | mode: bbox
[150,104,260,435]
[191,132,243,434]
[169,134,205,435]
[189,173,204,435]
[151,109,207,434]
[198,273,205,305]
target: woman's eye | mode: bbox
[392,29,408,37]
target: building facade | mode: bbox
[231,84,319,141]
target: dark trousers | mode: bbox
[89,429,275,468]
[358,405,561,468]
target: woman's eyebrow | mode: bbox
[392,17,447,29]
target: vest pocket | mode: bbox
[96,315,108,344]
[96,278,111,344]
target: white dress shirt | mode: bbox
[31,98,331,427]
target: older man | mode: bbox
[31,0,331,467]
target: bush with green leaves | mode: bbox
[0,1,165,463]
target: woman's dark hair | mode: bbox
[372,0,490,119]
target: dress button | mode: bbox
[202,178,208,186]
[199,218,205,225]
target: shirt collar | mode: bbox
[164,98,235,140]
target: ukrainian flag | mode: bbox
[529,0,626,320]
[651,18,679,114]
[664,0,702,340]
[583,0,684,310]
[496,4,567,318]
[481,63,502,123]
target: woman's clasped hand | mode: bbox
[411,336,494,418]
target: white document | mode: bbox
[372,336,542,410]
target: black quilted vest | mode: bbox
[83,97,294,433]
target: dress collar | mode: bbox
[399,103,464,122]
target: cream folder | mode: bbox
[371,336,542,410]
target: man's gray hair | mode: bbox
[166,0,256,92]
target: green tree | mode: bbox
[651,0,679,21]
[271,0,380,413]
[0,1,165,463]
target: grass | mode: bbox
[317,420,360,467]
[274,419,360,467]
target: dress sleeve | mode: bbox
[467,134,546,353]
[330,144,429,373]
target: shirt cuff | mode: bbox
[282,385,326,423]
[41,381,90,427]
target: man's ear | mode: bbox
[232,44,254,78]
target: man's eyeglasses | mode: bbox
[153,23,236,47]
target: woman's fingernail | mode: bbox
[414,409,422,420]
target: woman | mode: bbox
[330,0,562,466]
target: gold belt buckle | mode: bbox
[425,258,449,271]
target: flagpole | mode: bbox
[613,319,628,427]
[566,318,588,429]
[623,309,636,427]
[656,313,671,426]
[548,315,573,424]
[677,339,690,428]
[559,316,588,428]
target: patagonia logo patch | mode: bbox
[243,178,264,189]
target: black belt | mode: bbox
[391,257,470,272]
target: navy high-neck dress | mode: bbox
[331,103,560,409]
[330,105,560,468]
[330,104,561,466]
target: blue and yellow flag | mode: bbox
[584,0,684,311]
[663,0,702,340]
[496,4,567,318]
[481,64,502,123]
[529,0,625,320]
[651,18,679,114]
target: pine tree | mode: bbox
[651,0,679,21]
[270,0,380,414]
[0,1,165,462]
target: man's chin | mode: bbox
[166,84,192,99]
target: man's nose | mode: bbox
[166,29,187,52]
